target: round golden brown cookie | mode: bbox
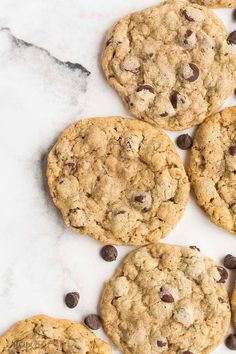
[189,106,236,235]
[232,284,236,330]
[101,0,236,131]
[47,117,189,245]
[100,243,230,354]
[0,315,111,353]
[189,0,235,8]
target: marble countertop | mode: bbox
[0,0,235,353]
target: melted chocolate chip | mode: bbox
[225,334,236,350]
[185,63,199,82]
[189,245,200,252]
[137,84,155,94]
[161,294,174,303]
[229,146,236,155]
[170,91,179,109]
[157,340,167,347]
[223,254,236,269]
[106,37,113,47]
[64,292,80,308]
[134,195,145,203]
[182,9,194,21]
[100,245,118,262]
[216,266,228,283]
[227,31,236,44]
[160,112,168,117]
[84,314,102,330]
[176,134,193,150]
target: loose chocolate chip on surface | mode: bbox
[184,63,199,82]
[176,134,193,150]
[84,314,102,330]
[137,84,155,94]
[161,294,174,303]
[225,334,236,350]
[182,9,194,21]
[189,245,200,252]
[227,31,236,44]
[223,254,236,269]
[64,292,80,308]
[233,9,236,21]
[217,266,228,283]
[229,146,236,155]
[100,245,118,262]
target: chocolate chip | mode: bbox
[134,195,145,203]
[233,9,236,21]
[100,245,118,262]
[161,294,174,303]
[157,340,166,347]
[170,91,179,109]
[182,9,194,21]
[137,84,155,94]
[176,134,193,150]
[183,351,194,354]
[106,37,113,47]
[229,146,236,155]
[225,334,236,350]
[64,292,80,308]
[115,210,126,215]
[160,112,168,117]
[223,254,236,269]
[184,63,199,82]
[227,31,236,44]
[216,266,228,283]
[189,245,200,252]
[184,30,193,44]
[84,314,102,330]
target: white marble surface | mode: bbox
[0,0,235,353]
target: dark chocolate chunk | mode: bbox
[189,245,200,252]
[229,146,236,155]
[216,266,228,283]
[100,245,118,262]
[223,254,236,269]
[84,314,102,330]
[137,84,155,94]
[225,334,236,350]
[161,294,174,303]
[184,63,199,82]
[182,9,194,21]
[64,292,80,308]
[176,134,193,150]
[170,91,179,109]
[227,31,236,44]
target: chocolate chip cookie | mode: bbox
[101,0,236,130]
[232,284,236,330]
[47,117,189,245]
[0,315,111,353]
[189,106,236,235]
[189,0,235,8]
[100,243,230,354]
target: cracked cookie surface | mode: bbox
[100,243,230,354]
[101,0,236,130]
[0,315,111,353]
[189,0,236,7]
[189,106,236,235]
[232,284,236,330]
[47,117,189,245]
